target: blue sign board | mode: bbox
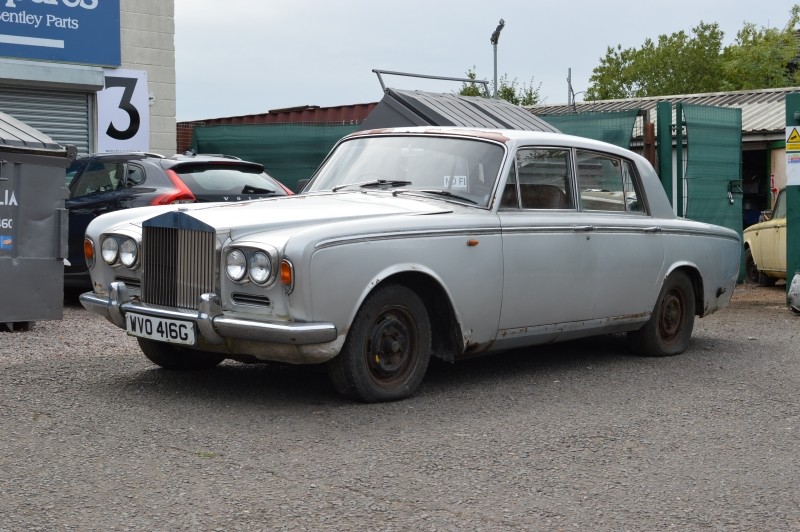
[0,0,120,67]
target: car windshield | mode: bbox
[773,190,786,219]
[65,159,87,188]
[306,135,505,207]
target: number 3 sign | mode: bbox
[97,69,150,153]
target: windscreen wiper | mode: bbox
[394,189,477,205]
[332,179,412,192]
[242,185,279,194]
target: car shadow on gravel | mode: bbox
[89,332,740,408]
[106,362,338,407]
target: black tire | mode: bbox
[137,338,225,370]
[744,248,776,287]
[628,271,696,357]
[327,284,432,402]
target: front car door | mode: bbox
[498,147,595,345]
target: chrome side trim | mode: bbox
[660,227,742,242]
[315,227,501,249]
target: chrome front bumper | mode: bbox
[79,281,338,346]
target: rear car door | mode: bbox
[572,149,664,319]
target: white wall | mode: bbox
[120,0,175,155]
[771,148,787,199]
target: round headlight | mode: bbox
[225,249,247,281]
[101,237,119,265]
[119,237,138,268]
[248,251,272,284]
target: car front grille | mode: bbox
[141,225,216,310]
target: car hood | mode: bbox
[89,191,459,236]
[744,215,783,233]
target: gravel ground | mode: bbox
[0,285,798,531]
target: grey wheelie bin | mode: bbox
[0,111,73,332]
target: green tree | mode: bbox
[586,22,725,99]
[721,5,800,90]
[459,67,485,97]
[458,68,541,105]
[586,5,800,100]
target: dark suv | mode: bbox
[65,152,292,290]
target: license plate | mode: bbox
[126,312,196,345]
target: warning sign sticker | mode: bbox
[787,127,800,151]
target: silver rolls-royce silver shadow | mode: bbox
[80,127,741,402]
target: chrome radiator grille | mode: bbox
[141,226,216,309]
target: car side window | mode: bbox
[499,163,519,209]
[126,164,146,186]
[70,162,124,198]
[500,148,573,210]
[576,150,643,213]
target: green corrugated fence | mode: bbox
[538,110,640,148]
[682,103,743,234]
[192,123,360,191]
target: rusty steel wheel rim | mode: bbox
[659,289,685,344]
[364,308,420,388]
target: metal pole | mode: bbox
[785,93,800,296]
[493,43,498,98]
[490,19,504,99]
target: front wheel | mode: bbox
[628,271,696,357]
[327,284,432,402]
[137,338,225,370]
[744,248,776,286]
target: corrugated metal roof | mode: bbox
[0,109,65,153]
[529,87,800,137]
[359,89,559,132]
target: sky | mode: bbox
[174,0,798,122]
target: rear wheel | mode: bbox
[628,271,696,357]
[137,338,225,370]
[328,284,431,402]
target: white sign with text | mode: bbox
[97,69,149,153]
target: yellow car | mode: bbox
[743,189,787,286]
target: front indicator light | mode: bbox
[101,237,119,265]
[119,237,138,268]
[248,252,272,284]
[280,259,294,294]
[84,238,95,268]
[226,249,247,281]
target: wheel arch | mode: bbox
[375,271,464,362]
[665,264,704,317]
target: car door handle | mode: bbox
[643,226,662,233]
[573,225,595,232]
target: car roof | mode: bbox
[354,125,605,143]
[349,126,649,164]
